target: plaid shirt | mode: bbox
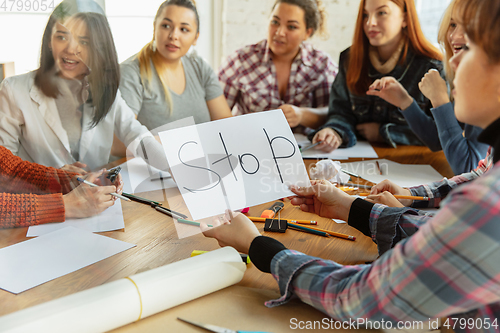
[409,146,493,209]
[218,39,337,115]
[261,147,499,332]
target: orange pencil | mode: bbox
[357,193,429,201]
[287,222,356,241]
[247,216,317,225]
[375,161,383,175]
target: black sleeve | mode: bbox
[348,198,374,237]
[248,236,287,273]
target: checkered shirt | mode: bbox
[219,39,337,115]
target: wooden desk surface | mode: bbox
[0,144,452,319]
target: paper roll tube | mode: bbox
[0,247,246,333]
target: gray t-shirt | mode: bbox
[119,52,223,134]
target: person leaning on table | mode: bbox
[0,146,122,229]
[218,0,337,130]
[310,0,443,153]
[201,0,500,328]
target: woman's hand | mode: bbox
[366,77,414,110]
[61,161,88,175]
[312,128,343,152]
[279,104,303,128]
[370,179,413,207]
[92,169,124,195]
[356,122,383,142]
[364,191,404,207]
[418,69,450,108]
[289,179,355,221]
[63,170,117,219]
[201,210,261,254]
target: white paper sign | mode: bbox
[159,111,311,220]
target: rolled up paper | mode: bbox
[0,247,246,333]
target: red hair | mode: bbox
[346,0,442,95]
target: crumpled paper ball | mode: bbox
[309,159,350,183]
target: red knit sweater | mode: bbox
[0,146,78,228]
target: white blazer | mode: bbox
[0,72,152,170]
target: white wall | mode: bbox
[220,0,450,68]
[0,0,215,74]
[0,0,449,77]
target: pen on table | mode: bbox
[155,205,188,219]
[122,192,188,218]
[375,161,383,175]
[122,192,161,206]
[357,193,430,201]
[300,141,321,152]
[287,222,356,241]
[76,177,131,202]
[287,223,329,237]
[247,216,317,225]
[340,169,361,178]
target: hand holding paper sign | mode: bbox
[200,210,260,254]
[159,111,311,220]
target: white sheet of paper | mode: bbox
[341,159,443,187]
[294,134,378,159]
[0,227,135,294]
[159,110,311,220]
[27,200,125,237]
[119,157,176,194]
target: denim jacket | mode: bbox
[311,47,443,148]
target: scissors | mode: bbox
[177,317,270,333]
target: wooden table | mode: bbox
[0,144,452,324]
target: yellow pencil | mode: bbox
[247,216,317,225]
[357,193,429,201]
[287,222,356,241]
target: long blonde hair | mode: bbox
[136,0,199,114]
[437,0,456,98]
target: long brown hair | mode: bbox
[346,0,442,96]
[455,0,500,64]
[136,0,199,114]
[34,0,119,128]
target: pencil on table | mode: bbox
[287,223,329,237]
[287,222,356,241]
[375,161,383,175]
[247,216,317,225]
[357,193,429,201]
[288,219,318,225]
